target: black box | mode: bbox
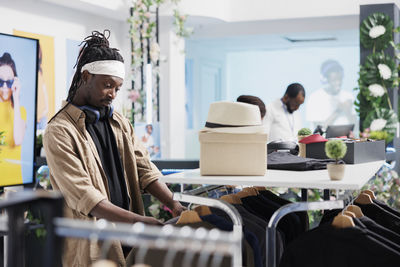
[305,140,386,164]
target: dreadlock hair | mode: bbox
[49,30,124,123]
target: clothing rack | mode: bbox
[0,190,242,267]
[54,218,237,265]
[173,193,243,267]
[266,200,344,267]
[0,190,64,267]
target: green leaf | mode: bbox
[360,12,394,50]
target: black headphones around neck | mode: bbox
[79,105,114,124]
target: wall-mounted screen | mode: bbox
[0,32,38,187]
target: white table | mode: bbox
[160,160,385,200]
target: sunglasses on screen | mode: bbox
[0,79,14,88]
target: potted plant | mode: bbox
[325,139,347,180]
[298,128,312,157]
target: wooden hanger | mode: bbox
[243,187,258,196]
[194,205,212,216]
[331,214,355,228]
[220,194,242,204]
[235,190,252,199]
[355,193,373,205]
[362,189,376,200]
[254,186,267,192]
[346,205,364,218]
[176,210,202,225]
[343,210,356,218]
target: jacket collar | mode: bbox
[62,101,116,124]
[62,101,85,123]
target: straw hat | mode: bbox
[200,101,267,134]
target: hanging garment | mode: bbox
[319,208,400,245]
[259,190,309,232]
[128,221,231,267]
[256,194,304,240]
[232,203,274,266]
[358,216,400,245]
[373,199,400,218]
[210,207,272,267]
[240,195,297,245]
[279,224,400,267]
[267,151,339,171]
[201,214,262,267]
[355,202,400,234]
[353,218,400,252]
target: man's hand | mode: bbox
[170,201,186,217]
[139,215,164,225]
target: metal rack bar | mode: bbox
[173,193,243,267]
[54,218,236,256]
[266,200,344,267]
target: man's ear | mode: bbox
[81,70,91,85]
[282,94,289,103]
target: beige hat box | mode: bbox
[199,101,268,176]
[199,131,268,175]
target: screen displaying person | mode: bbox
[264,83,305,142]
[141,124,159,158]
[43,31,184,266]
[306,59,356,129]
[0,52,26,185]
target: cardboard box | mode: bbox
[199,131,268,175]
[305,140,385,164]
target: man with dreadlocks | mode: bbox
[43,30,185,266]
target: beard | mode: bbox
[285,102,294,114]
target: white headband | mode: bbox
[81,60,125,80]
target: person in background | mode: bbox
[237,95,266,120]
[306,59,356,129]
[43,30,184,266]
[264,83,305,142]
[0,52,26,185]
[141,124,159,158]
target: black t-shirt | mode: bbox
[355,202,400,234]
[279,224,400,267]
[85,107,130,211]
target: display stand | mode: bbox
[160,161,384,267]
[160,161,384,191]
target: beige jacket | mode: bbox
[44,103,161,267]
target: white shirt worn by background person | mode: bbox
[306,89,354,126]
[264,98,302,142]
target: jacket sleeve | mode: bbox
[128,123,161,190]
[43,126,107,216]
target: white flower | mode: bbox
[368,84,385,97]
[150,42,160,62]
[378,64,392,80]
[370,118,387,131]
[369,25,386,39]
